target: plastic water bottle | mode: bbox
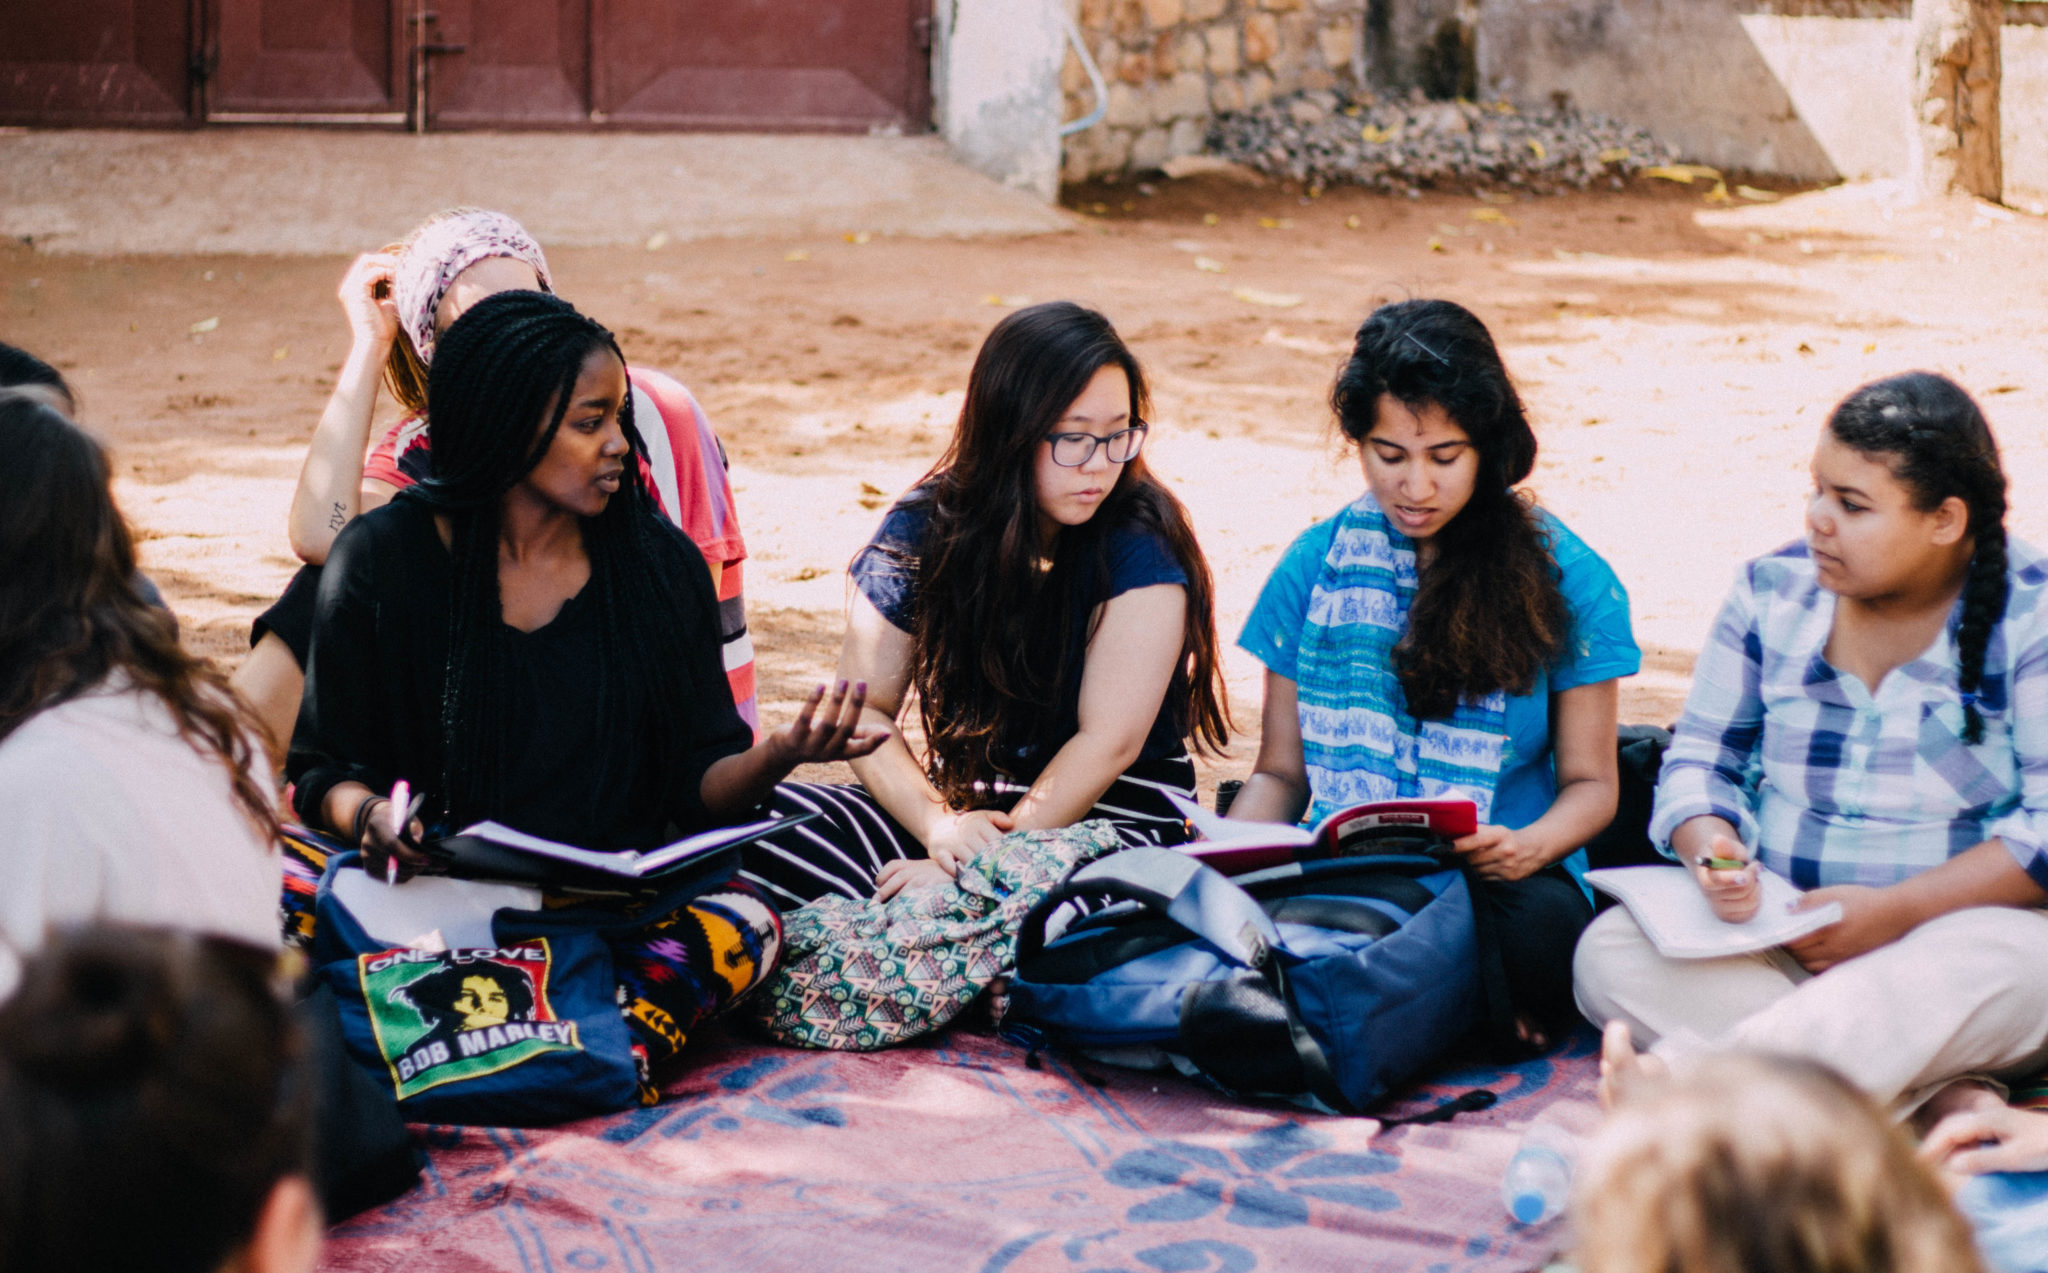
[1501,1120,1579,1225]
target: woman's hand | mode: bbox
[1920,1103,2048,1176]
[874,858,953,903]
[765,681,890,769]
[702,681,891,820]
[1781,884,1911,972]
[338,252,400,354]
[1680,825,1762,924]
[354,796,430,883]
[1449,824,1557,881]
[925,808,1014,874]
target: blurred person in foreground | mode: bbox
[1580,1048,1985,1273]
[0,925,320,1273]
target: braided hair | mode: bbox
[405,289,703,826]
[1332,299,1569,720]
[1827,372,2009,744]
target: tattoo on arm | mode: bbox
[328,501,349,531]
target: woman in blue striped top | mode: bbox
[1577,372,2048,1113]
[1230,299,1641,1049]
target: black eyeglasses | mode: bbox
[1045,424,1148,467]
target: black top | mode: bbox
[287,498,752,850]
[850,494,1192,779]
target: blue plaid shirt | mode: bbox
[1651,539,2048,891]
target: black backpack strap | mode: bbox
[1262,956,1361,1116]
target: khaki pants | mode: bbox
[1573,904,2048,1107]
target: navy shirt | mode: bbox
[852,496,1191,780]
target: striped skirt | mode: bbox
[738,754,1197,911]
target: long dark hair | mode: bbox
[903,302,1228,804]
[1827,372,2008,744]
[0,925,310,1273]
[0,394,279,842]
[1333,299,1569,720]
[409,289,704,826]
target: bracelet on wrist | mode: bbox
[351,796,387,848]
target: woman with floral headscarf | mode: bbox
[233,209,755,765]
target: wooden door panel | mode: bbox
[209,0,399,116]
[425,0,589,127]
[593,0,923,130]
[1,0,192,125]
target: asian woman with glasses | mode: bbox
[741,302,1230,908]
[1228,299,1640,1051]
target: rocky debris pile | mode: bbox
[1206,90,1678,194]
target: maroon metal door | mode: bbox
[206,0,403,120]
[0,0,194,125]
[591,0,926,131]
[420,0,591,128]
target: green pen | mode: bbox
[1696,855,1749,871]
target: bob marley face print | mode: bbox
[399,959,539,1037]
[454,974,511,1028]
[359,944,581,1100]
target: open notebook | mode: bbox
[1584,865,1844,959]
[425,812,814,886]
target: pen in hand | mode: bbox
[385,780,424,885]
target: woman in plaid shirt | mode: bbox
[1577,372,2048,1114]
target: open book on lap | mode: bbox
[426,812,816,888]
[1167,790,1479,875]
[1583,864,1844,959]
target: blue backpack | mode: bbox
[1005,846,1507,1115]
[310,850,688,1126]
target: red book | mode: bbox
[1167,791,1479,876]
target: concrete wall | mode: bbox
[1476,1,2048,208]
[934,0,1068,202]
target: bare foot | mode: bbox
[1597,1019,1668,1111]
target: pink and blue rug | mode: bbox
[319,1026,1597,1273]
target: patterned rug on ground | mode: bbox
[319,1025,1597,1273]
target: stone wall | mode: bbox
[1056,0,2048,195]
[1477,0,2048,207]
[1059,0,1455,183]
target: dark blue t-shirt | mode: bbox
[852,496,1191,779]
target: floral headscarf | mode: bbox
[392,209,553,366]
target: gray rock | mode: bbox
[1202,89,1679,194]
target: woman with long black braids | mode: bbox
[287,290,881,1067]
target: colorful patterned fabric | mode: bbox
[1650,538,2048,890]
[752,821,1126,1051]
[391,209,554,367]
[280,822,346,946]
[1290,494,1509,826]
[603,881,782,1072]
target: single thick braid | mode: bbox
[1955,517,2008,744]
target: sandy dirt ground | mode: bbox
[6,175,2046,798]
